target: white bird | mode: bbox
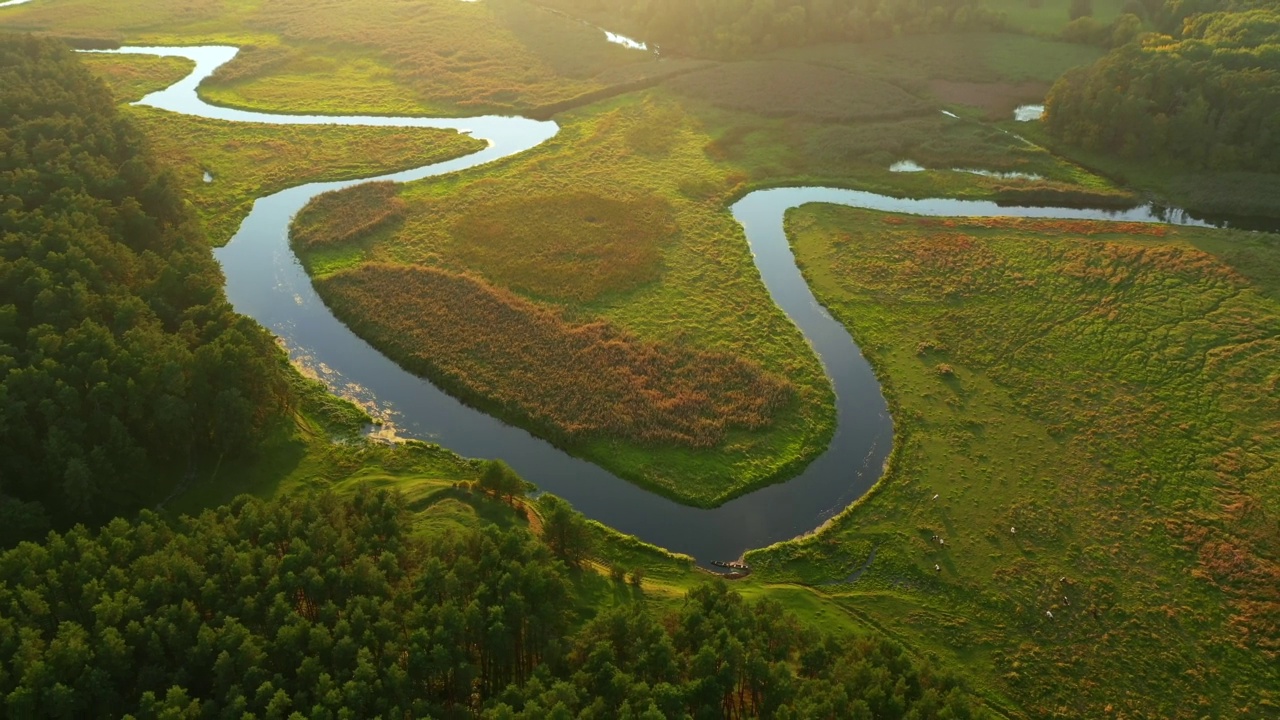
[1045,610,1053,618]
[932,494,939,500]
[1010,527,1017,534]
[934,564,941,572]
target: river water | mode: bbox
[96,45,1238,566]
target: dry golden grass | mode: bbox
[319,264,795,449]
[293,182,405,250]
[665,60,931,121]
[449,191,675,302]
[243,0,657,113]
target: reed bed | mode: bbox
[319,264,795,449]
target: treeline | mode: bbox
[540,0,1006,57]
[0,35,291,542]
[1045,1,1280,171]
[0,491,989,719]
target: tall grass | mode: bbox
[450,191,675,302]
[319,264,795,449]
[665,60,931,121]
[293,182,406,251]
[755,207,1280,718]
[3,0,665,115]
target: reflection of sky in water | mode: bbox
[1014,104,1045,121]
[605,31,647,50]
[892,160,1041,181]
[889,160,925,172]
[956,168,1042,181]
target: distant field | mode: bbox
[986,0,1127,35]
[80,49,484,246]
[779,33,1103,88]
[665,60,931,121]
[1,0,664,115]
[750,208,1280,717]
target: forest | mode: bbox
[0,35,293,542]
[1045,0,1280,170]
[0,490,988,719]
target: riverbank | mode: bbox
[750,206,1280,717]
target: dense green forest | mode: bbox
[537,0,1006,57]
[0,35,292,542]
[1045,0,1280,170]
[0,491,988,719]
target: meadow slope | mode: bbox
[749,207,1279,718]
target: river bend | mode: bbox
[97,45,1220,566]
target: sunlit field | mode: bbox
[79,53,484,245]
[2,0,670,115]
[293,94,838,507]
[283,30,1128,505]
[750,208,1280,717]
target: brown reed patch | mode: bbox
[318,264,794,448]
[293,182,405,250]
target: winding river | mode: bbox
[94,45,1232,567]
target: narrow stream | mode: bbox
[98,45,1233,567]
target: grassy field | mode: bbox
[292,93,838,507]
[986,0,1128,35]
[77,53,484,245]
[743,207,1279,717]
[2,0,670,116]
[285,31,1131,506]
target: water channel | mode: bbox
[94,45,1239,566]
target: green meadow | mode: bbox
[2,0,671,116]
[749,208,1279,717]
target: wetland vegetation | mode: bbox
[755,208,1280,717]
[3,0,1279,716]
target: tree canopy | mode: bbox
[0,491,990,719]
[0,34,293,541]
[1045,0,1280,170]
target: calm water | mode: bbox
[98,45,1247,566]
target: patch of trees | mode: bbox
[541,0,1007,57]
[0,35,291,542]
[1045,2,1280,171]
[0,491,990,719]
